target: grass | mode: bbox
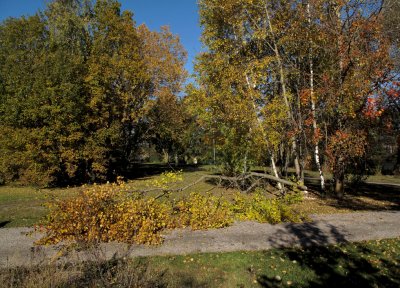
[1,238,399,287]
[0,164,399,228]
[0,186,79,228]
[298,177,400,214]
[367,174,400,184]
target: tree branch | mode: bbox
[129,172,307,198]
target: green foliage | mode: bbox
[0,0,187,186]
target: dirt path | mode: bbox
[1,211,399,267]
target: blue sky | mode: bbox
[0,0,202,75]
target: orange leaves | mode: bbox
[386,83,400,100]
[300,89,311,105]
[326,130,367,169]
[363,97,384,119]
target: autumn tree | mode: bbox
[137,25,188,164]
[314,0,391,197]
[195,0,392,197]
[194,0,309,179]
[83,0,153,180]
[382,0,400,173]
[0,0,188,186]
[0,0,90,185]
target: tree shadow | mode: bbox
[266,221,348,249]
[258,243,399,287]
[257,221,400,287]
[0,220,11,228]
[122,163,206,181]
[304,178,400,211]
[348,183,400,203]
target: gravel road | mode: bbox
[1,211,399,267]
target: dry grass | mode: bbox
[1,238,399,287]
[1,259,165,288]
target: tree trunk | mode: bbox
[307,2,325,191]
[162,149,169,164]
[271,154,283,191]
[334,157,345,198]
[174,153,179,166]
[334,174,345,199]
[395,134,400,174]
[243,149,248,174]
[265,3,302,181]
[213,138,216,165]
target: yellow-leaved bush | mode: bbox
[37,178,304,246]
[172,192,233,230]
[36,182,171,245]
[231,191,303,224]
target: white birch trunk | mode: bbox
[307,2,325,191]
[271,154,283,190]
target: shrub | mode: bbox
[173,192,233,229]
[110,198,171,245]
[232,191,303,223]
[37,178,303,246]
[37,183,172,245]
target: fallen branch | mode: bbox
[129,172,307,198]
[248,172,308,191]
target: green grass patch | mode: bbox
[0,186,79,228]
[1,238,399,287]
[142,238,400,287]
[367,174,400,184]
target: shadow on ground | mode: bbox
[267,221,348,249]
[0,221,11,228]
[305,177,400,211]
[258,221,400,287]
[257,243,400,288]
[122,163,205,180]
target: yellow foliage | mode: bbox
[145,170,183,190]
[37,173,303,246]
[172,192,233,230]
[231,191,303,223]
